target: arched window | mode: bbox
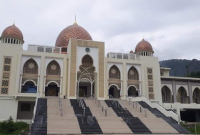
[82,55,93,67]
[23,59,38,74]
[177,87,189,103]
[193,88,200,104]
[128,66,139,80]
[161,86,172,103]
[109,65,120,79]
[46,60,61,76]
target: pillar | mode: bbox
[172,80,177,102]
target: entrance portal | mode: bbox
[128,86,138,97]
[78,81,94,98]
[45,82,59,96]
[109,85,120,98]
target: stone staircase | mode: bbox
[70,99,103,134]
[84,99,133,134]
[138,101,191,134]
[121,100,179,134]
[30,98,47,135]
[105,100,151,134]
[47,97,81,134]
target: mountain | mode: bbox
[159,59,200,77]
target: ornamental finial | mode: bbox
[74,15,77,25]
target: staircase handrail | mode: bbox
[142,96,179,121]
[109,94,114,98]
[32,92,40,123]
[118,101,127,111]
[99,100,107,117]
[79,99,86,116]
[76,93,79,99]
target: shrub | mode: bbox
[0,116,29,134]
[0,116,16,133]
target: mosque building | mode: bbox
[0,19,200,134]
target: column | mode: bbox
[172,80,177,102]
[188,81,193,103]
[91,82,93,97]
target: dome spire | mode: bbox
[74,15,77,25]
[13,20,15,26]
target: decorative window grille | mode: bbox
[37,46,44,52]
[46,60,61,76]
[82,55,93,67]
[1,57,12,94]
[147,67,154,99]
[78,55,95,82]
[23,59,38,74]
[128,66,139,80]
[109,65,120,79]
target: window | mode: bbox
[21,103,31,111]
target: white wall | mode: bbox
[0,99,18,121]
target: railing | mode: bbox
[118,101,128,111]
[58,93,63,116]
[98,100,107,117]
[32,92,40,123]
[107,52,136,60]
[28,44,62,54]
[77,99,86,116]
[126,96,147,117]
[109,94,114,98]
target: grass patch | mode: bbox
[0,117,29,135]
[182,123,200,134]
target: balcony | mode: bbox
[107,52,136,60]
[28,44,62,54]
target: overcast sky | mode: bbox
[0,0,200,61]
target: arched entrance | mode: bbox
[21,81,37,93]
[109,85,120,98]
[128,86,138,97]
[45,82,59,96]
[193,88,200,104]
[161,86,173,103]
[177,87,189,103]
[77,55,95,98]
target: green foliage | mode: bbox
[0,117,15,133]
[160,59,200,77]
[187,71,200,78]
[182,123,200,134]
[0,116,29,135]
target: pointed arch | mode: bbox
[161,85,173,103]
[46,60,61,76]
[193,87,200,104]
[109,65,120,79]
[128,66,139,80]
[177,86,189,103]
[23,58,38,74]
[82,54,93,67]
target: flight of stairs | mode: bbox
[70,99,103,134]
[138,101,191,134]
[30,98,47,135]
[105,100,152,134]
[47,97,81,134]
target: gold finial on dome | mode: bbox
[74,15,77,25]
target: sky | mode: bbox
[0,0,200,61]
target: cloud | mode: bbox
[0,0,200,60]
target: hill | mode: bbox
[159,59,200,77]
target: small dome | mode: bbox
[135,39,154,53]
[1,24,24,42]
[55,22,92,47]
[130,50,133,53]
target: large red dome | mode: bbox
[1,24,23,41]
[55,23,92,47]
[135,39,154,53]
